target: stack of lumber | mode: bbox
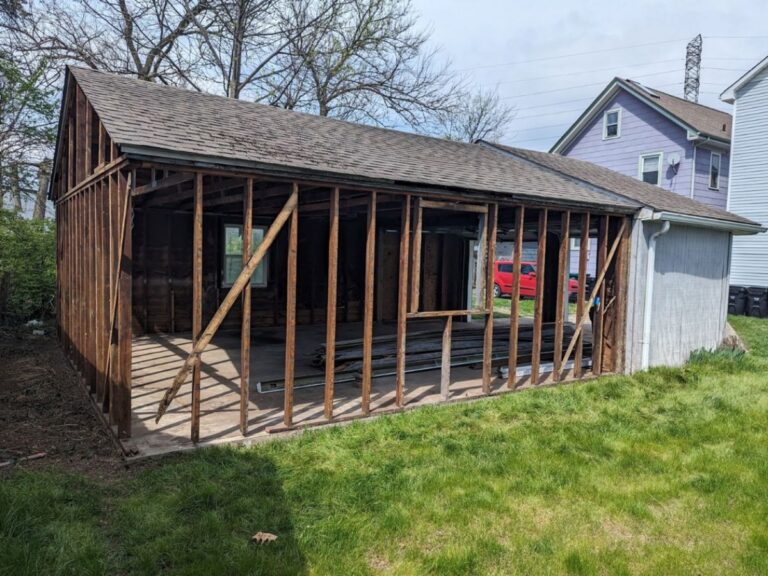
[257,322,587,391]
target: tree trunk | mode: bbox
[32,161,50,220]
[10,164,22,213]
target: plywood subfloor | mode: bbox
[125,319,592,458]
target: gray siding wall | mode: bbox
[729,67,768,287]
[625,220,731,372]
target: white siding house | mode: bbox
[721,57,768,288]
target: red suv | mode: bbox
[493,260,578,299]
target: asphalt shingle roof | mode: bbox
[484,143,756,226]
[624,79,732,141]
[67,66,636,211]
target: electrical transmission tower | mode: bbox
[684,34,703,102]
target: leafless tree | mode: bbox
[267,0,459,130]
[5,0,211,84]
[438,88,515,143]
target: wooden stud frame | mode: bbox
[508,206,524,388]
[324,187,340,419]
[553,211,570,378]
[395,195,411,407]
[240,178,253,434]
[573,213,590,379]
[361,191,377,414]
[531,208,548,384]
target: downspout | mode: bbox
[641,220,671,369]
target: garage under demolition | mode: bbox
[51,67,760,457]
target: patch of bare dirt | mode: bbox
[0,324,123,478]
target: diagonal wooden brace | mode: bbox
[558,218,627,379]
[154,189,299,423]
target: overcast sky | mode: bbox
[411,0,768,150]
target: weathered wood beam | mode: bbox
[441,316,452,400]
[406,309,487,318]
[283,184,299,427]
[240,178,253,435]
[115,170,133,438]
[482,203,498,393]
[558,218,626,378]
[553,211,570,378]
[409,197,423,313]
[191,173,203,443]
[508,206,524,388]
[395,196,411,407]
[573,213,590,379]
[419,199,488,214]
[154,186,299,423]
[361,191,377,415]
[133,172,194,197]
[324,187,340,420]
[531,208,548,384]
[592,215,609,376]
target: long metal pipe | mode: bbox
[641,220,671,369]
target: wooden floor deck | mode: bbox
[125,318,592,458]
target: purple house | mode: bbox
[551,78,732,210]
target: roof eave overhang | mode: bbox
[645,211,765,235]
[720,55,768,103]
[48,67,74,200]
[120,144,638,215]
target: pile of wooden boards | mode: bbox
[257,321,587,391]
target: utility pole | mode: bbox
[684,34,703,102]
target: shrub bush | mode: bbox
[0,209,56,323]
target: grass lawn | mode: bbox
[2,317,768,575]
[492,296,577,318]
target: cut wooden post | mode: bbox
[409,197,422,313]
[531,208,548,384]
[482,203,497,393]
[115,171,133,438]
[508,206,524,388]
[284,185,299,427]
[361,191,377,414]
[558,218,626,378]
[324,187,340,420]
[396,195,411,406]
[441,315,452,400]
[574,213,590,379]
[155,188,299,423]
[554,211,570,379]
[240,178,253,435]
[191,173,203,443]
[592,215,609,376]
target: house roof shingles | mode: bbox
[483,142,757,227]
[67,67,634,211]
[623,79,732,141]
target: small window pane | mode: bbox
[499,263,513,273]
[641,154,661,185]
[223,224,268,287]
[604,110,620,138]
[710,153,721,189]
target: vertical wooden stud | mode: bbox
[283,184,299,427]
[531,208,548,384]
[115,171,133,438]
[409,197,422,313]
[593,215,609,376]
[361,191,377,414]
[554,211,570,379]
[324,187,340,420]
[441,316,452,400]
[191,173,203,442]
[482,203,497,393]
[508,206,524,388]
[574,213,590,379]
[395,195,411,406]
[240,178,253,435]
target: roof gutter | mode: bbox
[647,211,765,235]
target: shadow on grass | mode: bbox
[113,448,307,576]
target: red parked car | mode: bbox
[493,260,579,299]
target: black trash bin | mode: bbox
[746,287,768,318]
[729,285,747,316]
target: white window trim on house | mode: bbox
[222,223,269,288]
[638,152,664,186]
[709,151,721,190]
[602,108,622,140]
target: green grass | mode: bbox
[3,317,768,575]
[492,297,577,318]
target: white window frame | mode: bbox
[222,223,269,288]
[638,152,664,186]
[602,108,622,140]
[709,152,721,190]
